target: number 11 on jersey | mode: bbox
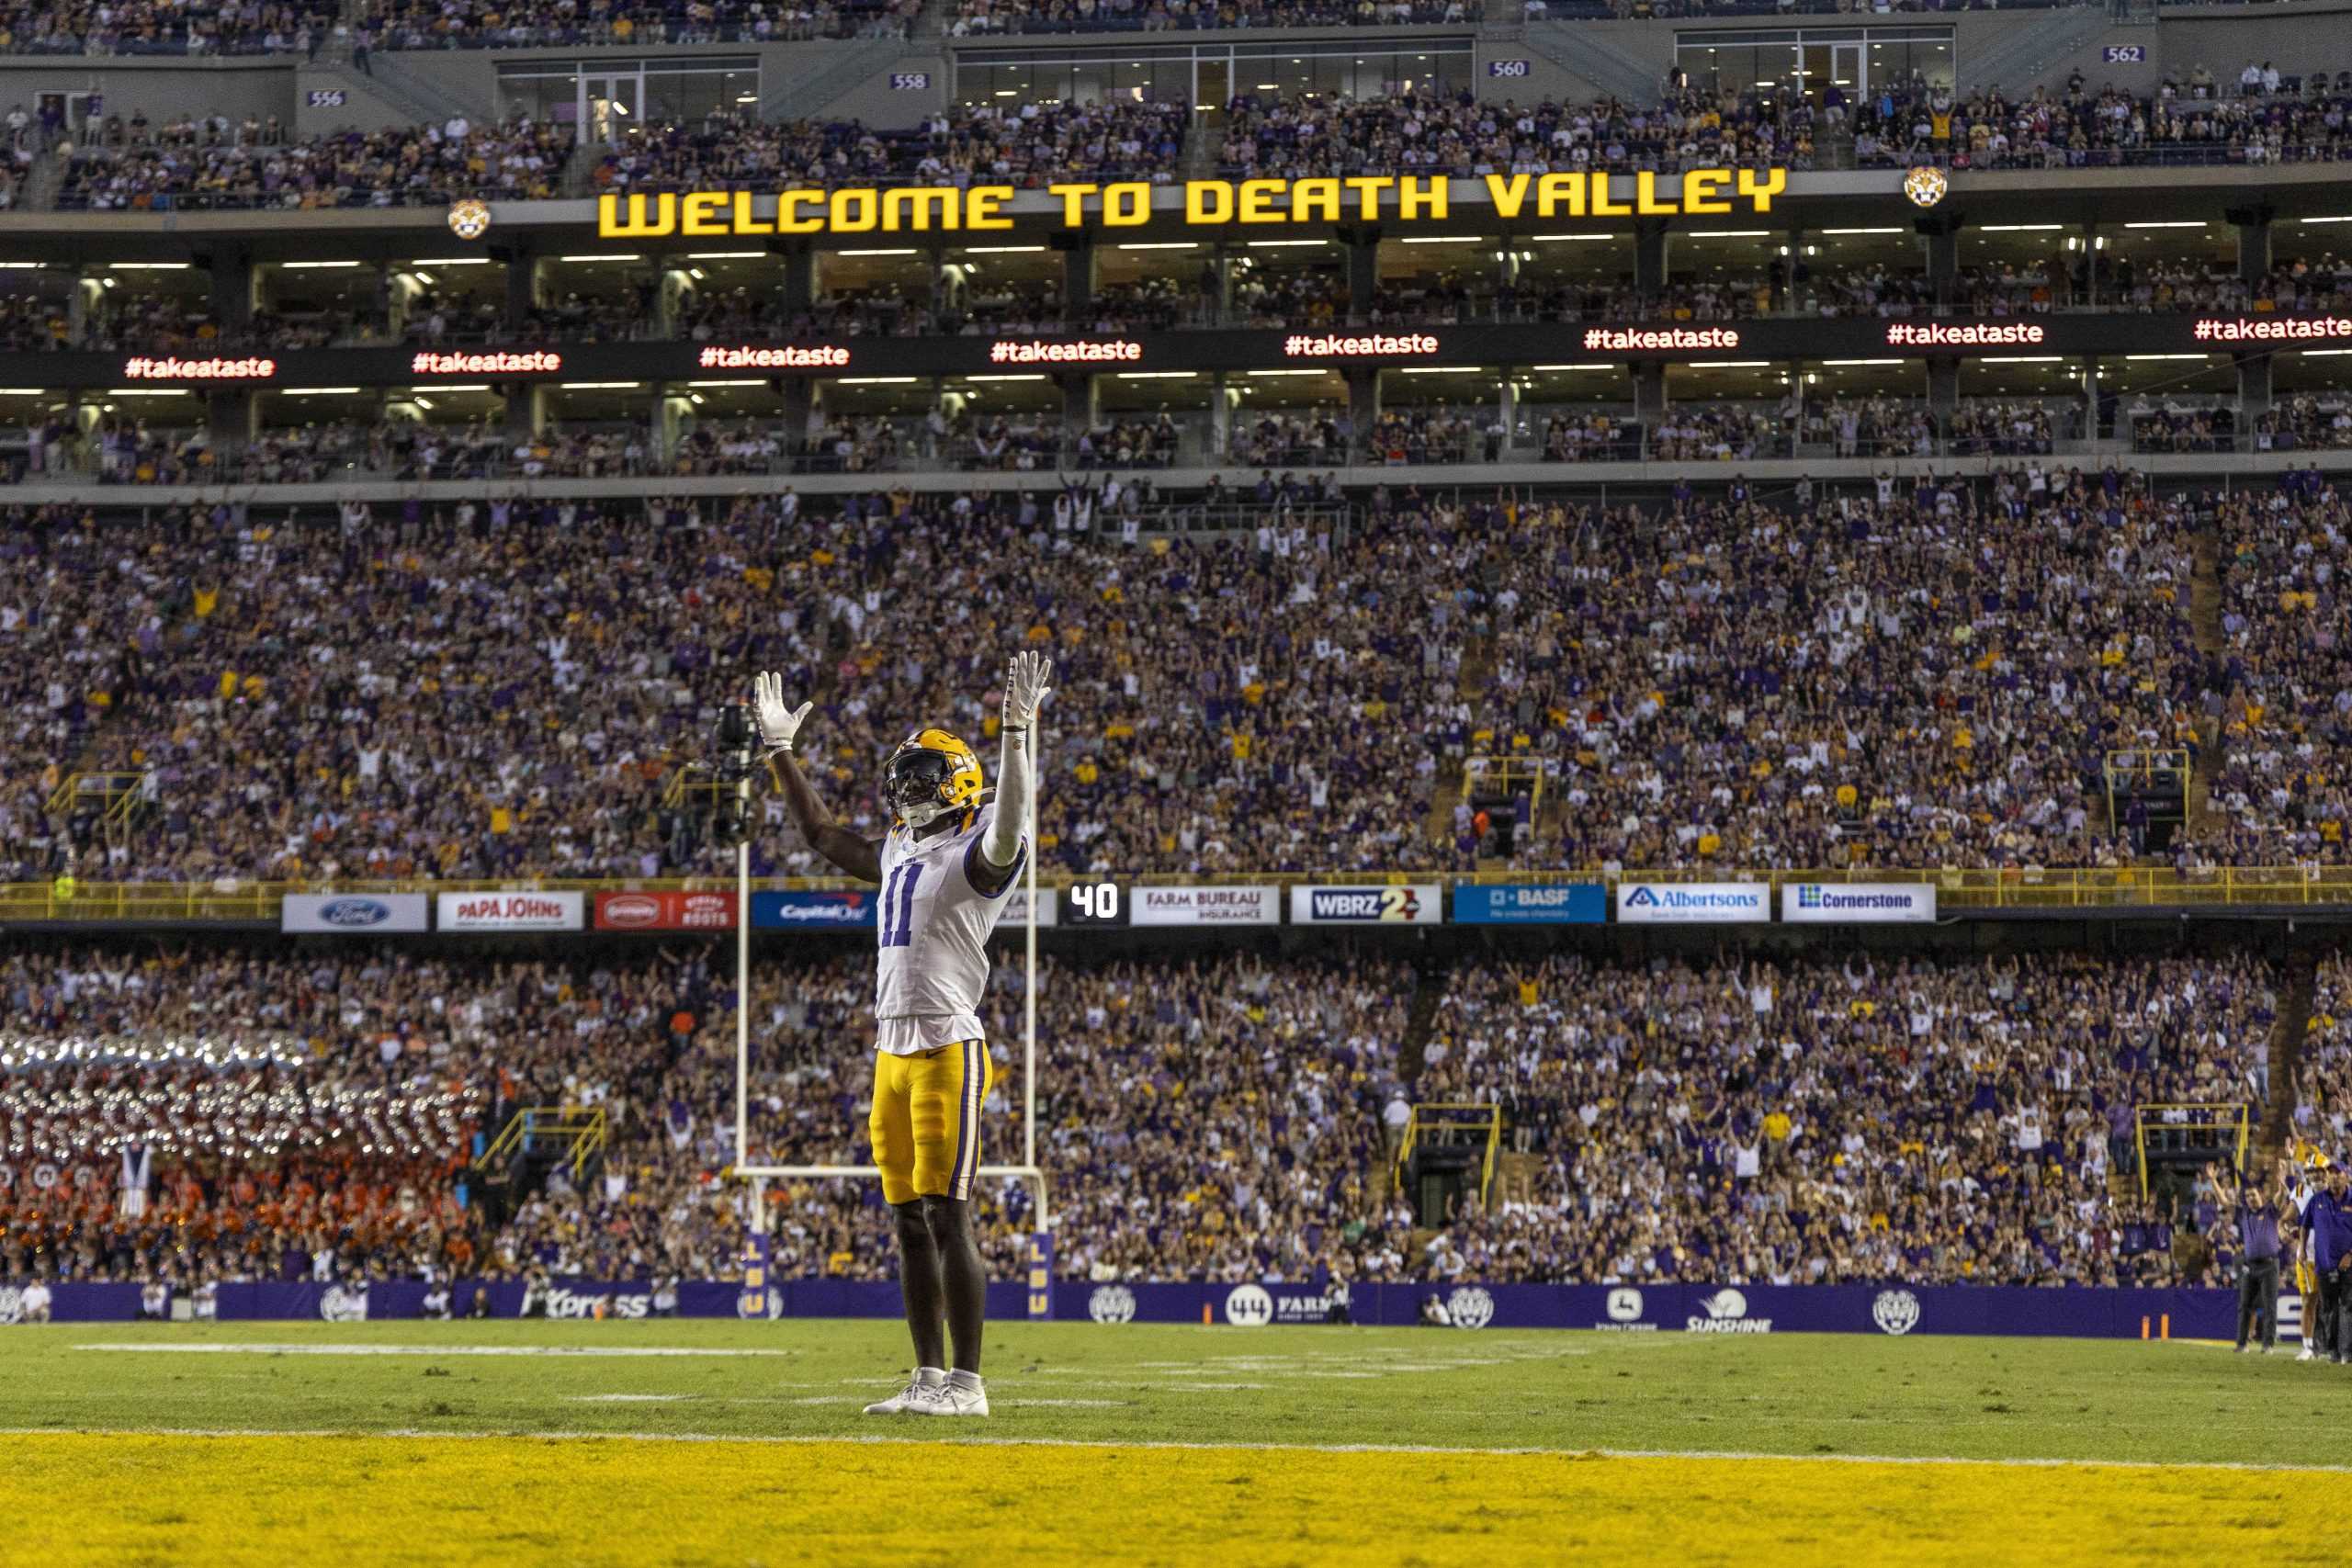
[880,863,924,946]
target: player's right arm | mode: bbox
[754,673,882,884]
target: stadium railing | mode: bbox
[8,866,2352,923]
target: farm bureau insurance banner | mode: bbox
[1616,882,1770,924]
[1781,883,1938,923]
[1130,886,1280,927]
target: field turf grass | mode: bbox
[0,1318,2342,1567]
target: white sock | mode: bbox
[947,1369,984,1393]
[915,1365,947,1385]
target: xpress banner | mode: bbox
[1781,883,1938,924]
[1453,883,1608,924]
[1617,882,1770,924]
[1130,885,1280,927]
[435,891,584,931]
[1289,884,1442,925]
[281,893,430,933]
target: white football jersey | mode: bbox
[873,803,1024,1053]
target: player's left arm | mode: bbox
[974,650,1051,893]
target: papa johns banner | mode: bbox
[188,1278,2259,1338]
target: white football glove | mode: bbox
[1003,651,1054,730]
[752,672,812,755]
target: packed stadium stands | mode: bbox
[0,943,2287,1292]
[18,474,2352,883]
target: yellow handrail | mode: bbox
[2,865,2349,924]
[476,1105,607,1183]
[2131,1102,2251,1202]
[1395,1102,1505,1208]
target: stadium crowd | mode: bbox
[28,470,2352,885]
[57,115,570,209]
[0,943,2299,1293]
[1221,88,1817,180]
[1418,953,2274,1286]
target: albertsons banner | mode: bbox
[1781,883,1938,923]
[1616,882,1770,924]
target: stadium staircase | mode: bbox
[1423,632,1499,850]
[471,1106,608,1228]
[1957,6,2116,96]
[1515,21,1658,105]
[2258,953,2315,1161]
[761,35,910,122]
[1182,124,1224,181]
[334,52,495,130]
[2186,531,2229,833]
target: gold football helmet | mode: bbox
[885,728,983,827]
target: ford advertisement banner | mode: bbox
[435,891,585,931]
[1289,884,1442,925]
[1617,882,1770,924]
[1782,883,1938,924]
[751,889,877,930]
[1130,885,1280,927]
[1453,883,1608,925]
[594,890,737,931]
[281,893,430,933]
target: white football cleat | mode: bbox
[2296,1347,2316,1362]
[910,1378,990,1417]
[864,1367,945,1415]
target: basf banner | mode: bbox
[1781,883,1938,924]
[1453,883,1608,925]
[280,893,430,933]
[594,890,737,931]
[1289,884,1442,925]
[1617,882,1770,924]
[1131,885,1280,927]
[435,891,585,931]
[750,889,876,930]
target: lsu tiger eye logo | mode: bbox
[447,198,492,240]
[1902,165,1949,209]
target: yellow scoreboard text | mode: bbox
[594,170,1788,239]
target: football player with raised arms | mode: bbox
[752,651,1052,1418]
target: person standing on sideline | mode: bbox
[2306,1159,2352,1365]
[2217,1166,2279,1352]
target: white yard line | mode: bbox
[72,1344,801,1359]
[6,1426,2347,1475]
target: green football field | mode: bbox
[1,1318,2340,1566]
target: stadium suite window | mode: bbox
[956,44,1471,109]
[1673,28,1951,104]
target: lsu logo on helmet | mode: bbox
[885,728,984,826]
